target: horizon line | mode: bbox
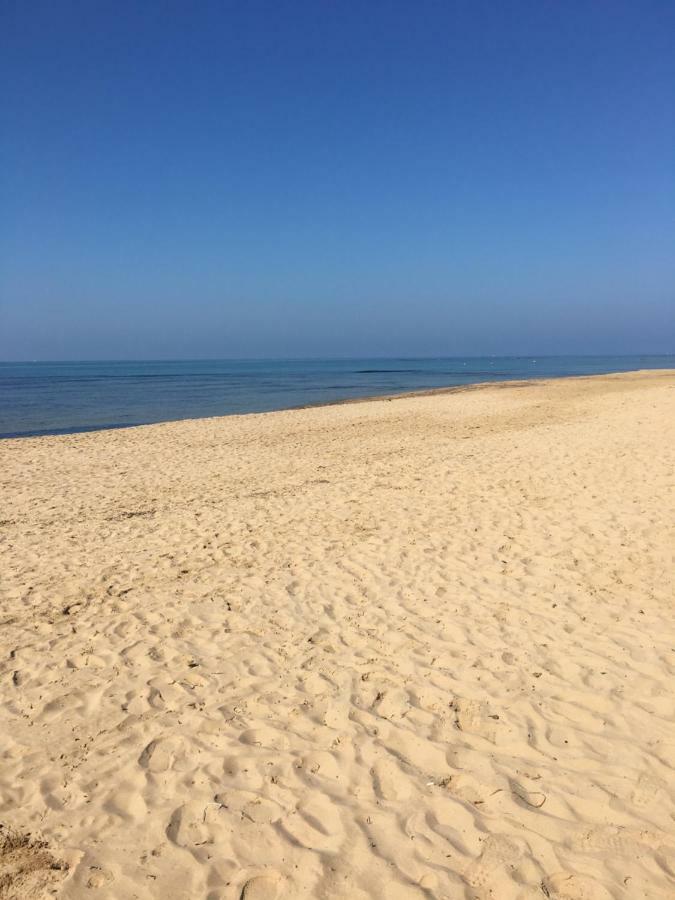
[2,352,674,365]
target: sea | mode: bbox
[0,356,672,439]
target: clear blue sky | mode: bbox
[2,1,674,360]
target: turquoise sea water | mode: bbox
[0,356,672,439]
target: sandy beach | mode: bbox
[1,369,674,900]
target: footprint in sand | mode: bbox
[240,872,285,899]
[631,771,663,809]
[223,754,267,790]
[296,750,346,797]
[214,789,284,825]
[372,687,409,720]
[280,792,344,852]
[240,727,291,752]
[138,735,186,772]
[311,698,350,729]
[452,698,497,743]
[316,858,373,900]
[571,824,660,855]
[40,775,88,811]
[463,835,520,891]
[104,785,147,820]
[166,802,211,848]
[372,757,412,801]
[422,794,479,854]
[86,865,115,889]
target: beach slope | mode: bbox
[1,370,674,899]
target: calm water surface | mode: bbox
[1,356,673,438]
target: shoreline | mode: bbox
[3,366,674,442]
[299,365,675,408]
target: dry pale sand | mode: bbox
[1,370,674,900]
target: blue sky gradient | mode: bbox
[2,1,674,359]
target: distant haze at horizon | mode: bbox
[2,1,674,361]
[3,350,675,364]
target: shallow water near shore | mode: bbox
[1,354,673,438]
